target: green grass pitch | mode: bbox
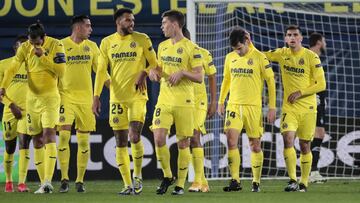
[1,179,360,203]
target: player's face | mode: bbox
[320,37,327,54]
[118,13,135,35]
[29,36,44,48]
[232,40,249,56]
[78,19,92,40]
[285,29,303,49]
[161,17,176,38]
[13,41,22,53]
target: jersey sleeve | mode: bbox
[190,46,203,70]
[204,50,217,76]
[300,54,326,96]
[0,60,12,106]
[92,43,110,82]
[0,46,25,89]
[218,55,231,104]
[142,35,157,73]
[40,40,66,77]
[94,39,110,97]
[260,55,276,109]
[264,48,283,62]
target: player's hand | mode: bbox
[92,96,101,117]
[34,47,44,57]
[288,90,302,104]
[168,71,183,86]
[0,88,5,102]
[267,108,276,123]
[104,79,111,89]
[217,103,225,118]
[9,103,23,119]
[135,71,147,92]
[207,102,217,119]
[149,68,161,82]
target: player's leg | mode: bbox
[310,105,327,183]
[297,112,317,192]
[245,106,264,192]
[223,104,242,192]
[73,103,95,193]
[17,128,32,192]
[2,118,18,192]
[281,112,299,192]
[58,101,75,193]
[128,100,147,194]
[152,105,174,195]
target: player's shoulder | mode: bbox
[303,47,319,58]
[0,56,14,65]
[47,36,63,46]
[84,39,98,48]
[252,47,268,58]
[158,39,171,48]
[102,33,117,43]
[132,31,150,39]
[225,51,237,59]
[199,46,211,56]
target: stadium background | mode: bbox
[0,0,359,181]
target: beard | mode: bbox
[121,27,133,35]
[320,47,326,55]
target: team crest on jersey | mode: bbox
[177,47,183,54]
[299,58,305,65]
[59,116,65,123]
[113,117,119,124]
[247,58,253,65]
[130,42,136,48]
[282,122,288,129]
[83,45,90,52]
[226,120,231,126]
[154,119,161,126]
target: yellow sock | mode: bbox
[228,148,240,182]
[300,152,312,187]
[44,143,57,182]
[131,140,144,178]
[284,147,297,181]
[251,151,263,184]
[34,147,45,184]
[155,145,172,178]
[76,132,90,183]
[177,147,190,188]
[116,147,132,187]
[58,130,71,181]
[3,151,14,182]
[192,148,204,184]
[18,149,30,184]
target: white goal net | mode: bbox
[188,1,360,179]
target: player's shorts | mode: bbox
[26,95,60,135]
[58,100,95,131]
[316,105,326,128]
[2,109,27,141]
[224,104,263,138]
[109,100,147,130]
[151,104,194,140]
[194,108,207,134]
[280,111,317,141]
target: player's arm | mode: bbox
[93,40,110,116]
[204,51,217,118]
[92,44,110,89]
[217,55,231,117]
[261,56,276,123]
[263,48,282,62]
[288,56,326,103]
[37,41,66,77]
[149,44,162,82]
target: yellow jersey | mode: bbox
[60,37,102,104]
[264,47,326,112]
[219,45,276,109]
[0,57,27,109]
[157,38,203,107]
[94,31,157,103]
[0,36,65,97]
[194,47,217,110]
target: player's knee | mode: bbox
[249,139,261,153]
[115,133,128,147]
[32,135,44,148]
[190,136,201,148]
[299,140,311,153]
[18,135,31,149]
[5,140,16,154]
[78,137,89,150]
[177,138,190,149]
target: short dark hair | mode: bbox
[162,10,185,28]
[27,21,45,39]
[309,32,324,47]
[113,8,132,21]
[182,27,191,40]
[71,15,90,28]
[15,35,28,44]
[286,25,302,35]
[230,27,248,47]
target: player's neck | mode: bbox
[290,45,303,53]
[70,33,84,44]
[170,32,184,44]
[310,46,321,56]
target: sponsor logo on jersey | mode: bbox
[111,52,137,58]
[67,55,91,61]
[161,56,182,63]
[231,68,253,74]
[111,44,118,49]
[283,65,305,74]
